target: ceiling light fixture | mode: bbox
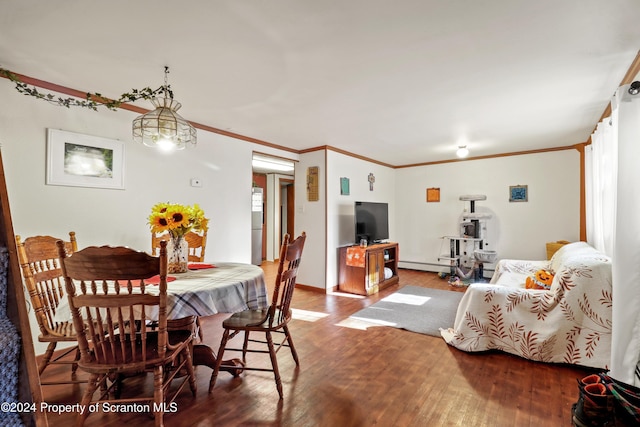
[456,145,469,158]
[628,81,640,95]
[132,66,197,151]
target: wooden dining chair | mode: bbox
[152,230,207,262]
[209,232,306,398]
[57,241,197,427]
[184,230,207,262]
[16,232,85,385]
[150,232,169,257]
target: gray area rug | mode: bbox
[349,286,464,337]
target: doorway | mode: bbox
[280,178,295,249]
[252,153,295,262]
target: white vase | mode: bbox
[167,234,188,273]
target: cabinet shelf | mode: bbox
[338,242,399,296]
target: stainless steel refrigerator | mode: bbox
[251,187,263,265]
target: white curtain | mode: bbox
[585,107,617,256]
[610,85,640,386]
[587,84,640,386]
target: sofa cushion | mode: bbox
[549,241,597,273]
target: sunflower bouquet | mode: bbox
[148,202,209,238]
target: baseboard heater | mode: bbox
[398,260,495,276]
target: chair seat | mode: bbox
[222,309,291,330]
[79,330,192,374]
[40,319,129,342]
[39,321,76,341]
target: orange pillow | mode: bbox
[525,269,554,290]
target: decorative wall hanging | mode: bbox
[307,167,319,201]
[0,66,166,111]
[1,65,197,151]
[368,173,375,191]
[47,129,125,189]
[509,185,528,202]
[426,187,440,202]
[340,177,350,195]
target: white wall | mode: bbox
[0,83,297,353]
[0,85,258,260]
[295,148,578,290]
[294,150,326,289]
[326,150,396,288]
[395,150,581,273]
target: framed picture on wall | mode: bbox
[340,177,350,195]
[426,187,440,202]
[46,129,125,189]
[509,185,528,202]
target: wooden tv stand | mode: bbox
[338,242,399,296]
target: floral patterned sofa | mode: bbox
[440,242,612,369]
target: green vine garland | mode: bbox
[0,66,172,111]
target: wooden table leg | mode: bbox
[192,344,244,377]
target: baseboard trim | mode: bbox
[295,283,326,293]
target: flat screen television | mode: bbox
[354,201,389,244]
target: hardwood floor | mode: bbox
[37,264,592,426]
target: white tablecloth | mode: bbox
[54,262,269,321]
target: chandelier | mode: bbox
[132,67,197,150]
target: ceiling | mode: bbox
[1,1,639,166]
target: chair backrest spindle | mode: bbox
[268,232,306,327]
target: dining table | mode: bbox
[54,262,269,321]
[54,261,270,372]
[149,262,269,319]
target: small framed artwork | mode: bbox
[47,129,125,189]
[307,166,319,201]
[340,177,350,195]
[509,185,528,202]
[426,187,440,202]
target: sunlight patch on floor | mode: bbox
[380,292,431,305]
[335,314,397,330]
[291,308,329,322]
[326,290,365,299]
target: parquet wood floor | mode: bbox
[36,263,592,426]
